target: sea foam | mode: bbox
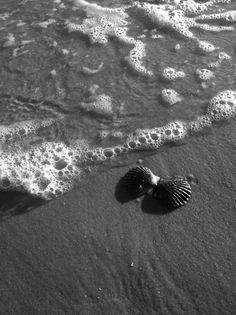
[133,1,235,51]
[66,0,153,76]
[0,90,235,200]
[65,0,235,78]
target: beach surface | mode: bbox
[0,122,235,315]
[0,0,236,314]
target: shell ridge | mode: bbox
[173,188,191,199]
[162,185,190,198]
[173,188,190,201]
[169,191,185,206]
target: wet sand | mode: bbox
[0,0,235,313]
[0,122,235,315]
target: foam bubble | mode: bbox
[162,67,186,81]
[124,128,164,151]
[85,147,112,163]
[98,130,110,140]
[117,120,187,153]
[67,1,152,76]
[188,115,212,133]
[197,40,218,53]
[219,52,231,61]
[79,94,114,118]
[158,0,231,15]
[161,121,188,143]
[207,90,236,121]
[110,131,124,139]
[126,41,153,76]
[196,68,214,81]
[67,0,130,45]
[161,89,182,106]
[66,0,234,77]
[134,2,234,51]
[0,139,89,200]
[174,43,181,52]
[0,119,55,144]
[208,51,232,68]
[100,130,124,141]
[198,10,236,23]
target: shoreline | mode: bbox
[0,122,235,314]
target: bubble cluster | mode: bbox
[196,68,214,81]
[188,115,212,133]
[66,0,130,44]
[199,9,236,23]
[219,52,231,61]
[126,120,188,149]
[85,146,118,163]
[124,127,164,151]
[207,90,236,121]
[66,0,234,77]
[161,89,182,106]
[125,41,153,76]
[208,51,232,68]
[0,119,55,143]
[158,0,230,15]
[0,138,89,200]
[162,67,186,81]
[85,90,236,163]
[160,121,188,143]
[66,1,153,76]
[79,94,114,118]
[197,40,218,53]
[86,120,188,163]
[98,130,109,140]
[134,1,234,50]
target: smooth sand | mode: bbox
[0,122,235,315]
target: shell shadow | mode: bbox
[115,176,176,215]
[114,176,137,204]
[0,191,46,222]
[141,194,176,215]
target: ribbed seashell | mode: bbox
[152,177,191,209]
[123,166,159,196]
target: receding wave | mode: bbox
[0,90,235,199]
[0,0,235,200]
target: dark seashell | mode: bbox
[152,177,191,209]
[123,166,157,196]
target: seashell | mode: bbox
[152,177,191,209]
[123,166,160,196]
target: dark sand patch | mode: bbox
[0,123,235,314]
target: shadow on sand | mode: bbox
[115,176,175,215]
[0,191,46,222]
[0,171,176,222]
